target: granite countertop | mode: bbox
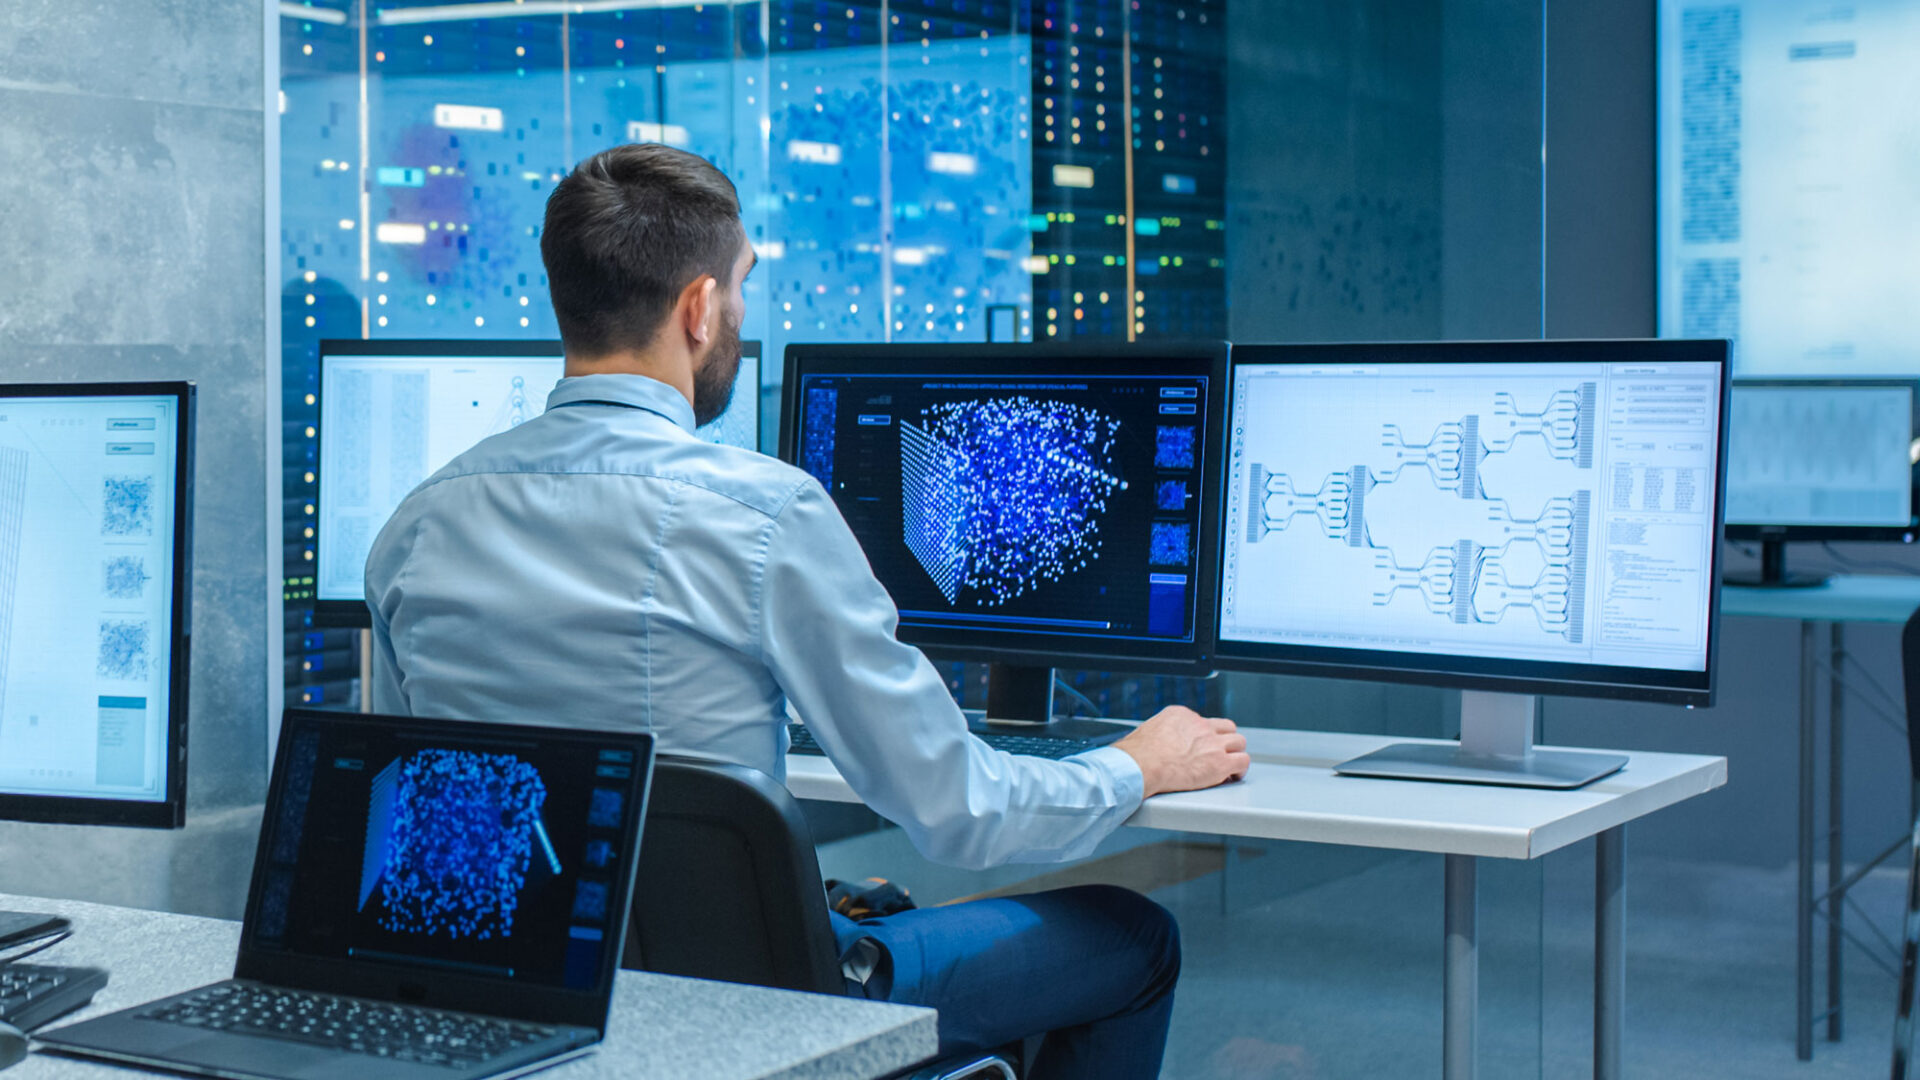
[0,893,935,1080]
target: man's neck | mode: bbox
[565,350,695,410]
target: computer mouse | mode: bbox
[0,1021,25,1071]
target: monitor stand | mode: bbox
[1334,690,1628,790]
[972,663,1134,744]
[1722,538,1829,589]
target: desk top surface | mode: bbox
[4,893,933,1080]
[786,727,1727,861]
[1722,573,1920,624]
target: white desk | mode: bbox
[4,893,935,1080]
[790,727,1727,1080]
[1723,574,1920,1059]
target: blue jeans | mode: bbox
[831,884,1180,1079]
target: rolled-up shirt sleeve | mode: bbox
[757,479,1145,870]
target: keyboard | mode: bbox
[786,722,1102,761]
[138,983,559,1068]
[0,962,109,1032]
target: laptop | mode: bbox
[38,708,654,1080]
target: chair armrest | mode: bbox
[887,1052,1018,1080]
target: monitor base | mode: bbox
[1724,538,1831,589]
[1334,689,1626,790]
[1334,743,1628,790]
[1722,569,1830,589]
[970,714,1132,745]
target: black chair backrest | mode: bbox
[1906,609,1920,787]
[622,755,845,996]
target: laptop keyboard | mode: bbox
[140,983,559,1068]
[786,722,1100,760]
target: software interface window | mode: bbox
[1220,361,1723,673]
[0,395,180,803]
[796,371,1211,649]
[317,353,564,603]
[1726,383,1913,527]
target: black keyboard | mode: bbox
[139,983,558,1068]
[0,962,108,1032]
[786,722,1101,760]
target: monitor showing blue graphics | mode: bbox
[782,344,1226,672]
[698,342,761,453]
[0,384,193,827]
[246,713,650,992]
[1216,343,1729,702]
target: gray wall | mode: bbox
[0,0,271,917]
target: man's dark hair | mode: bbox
[541,143,743,357]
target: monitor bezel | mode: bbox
[1721,377,1918,543]
[311,339,567,628]
[1210,339,1731,706]
[0,380,195,829]
[779,340,1230,676]
[237,709,654,1034]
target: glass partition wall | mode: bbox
[279,3,1547,1073]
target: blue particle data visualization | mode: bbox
[1155,427,1197,470]
[96,620,151,681]
[1155,480,1190,512]
[101,476,155,538]
[1150,523,1192,567]
[900,395,1127,607]
[362,749,553,941]
[102,555,150,600]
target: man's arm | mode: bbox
[757,481,1247,869]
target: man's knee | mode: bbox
[1055,884,1181,983]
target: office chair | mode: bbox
[1896,609,1920,1079]
[625,756,1017,1080]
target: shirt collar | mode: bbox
[545,373,698,434]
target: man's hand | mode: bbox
[1112,706,1250,798]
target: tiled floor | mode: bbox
[821,825,1907,1077]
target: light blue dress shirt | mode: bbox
[365,373,1145,869]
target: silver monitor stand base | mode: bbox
[1335,690,1627,790]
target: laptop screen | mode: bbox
[244,712,651,1000]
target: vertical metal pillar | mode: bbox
[1444,854,1477,1080]
[1596,827,1626,1080]
[1829,621,1845,1041]
[1797,619,1816,1060]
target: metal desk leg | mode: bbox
[1597,827,1626,1080]
[1445,854,1477,1080]
[1830,621,1846,1042]
[1798,619,1816,1060]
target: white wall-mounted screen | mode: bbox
[1658,1,1920,376]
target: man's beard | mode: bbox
[691,311,743,427]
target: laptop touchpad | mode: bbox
[174,1035,339,1076]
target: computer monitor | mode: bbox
[1215,340,1729,788]
[698,339,762,452]
[0,382,195,829]
[1722,380,1916,588]
[314,340,765,626]
[780,342,1228,735]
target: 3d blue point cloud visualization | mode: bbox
[359,749,557,941]
[900,395,1127,606]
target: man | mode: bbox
[366,143,1251,1079]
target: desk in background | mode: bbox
[5,893,935,1080]
[791,727,1726,1080]
[1722,573,1920,1060]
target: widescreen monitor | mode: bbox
[1216,340,1730,709]
[0,382,194,829]
[314,340,762,626]
[780,342,1228,724]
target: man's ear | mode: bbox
[682,276,718,346]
